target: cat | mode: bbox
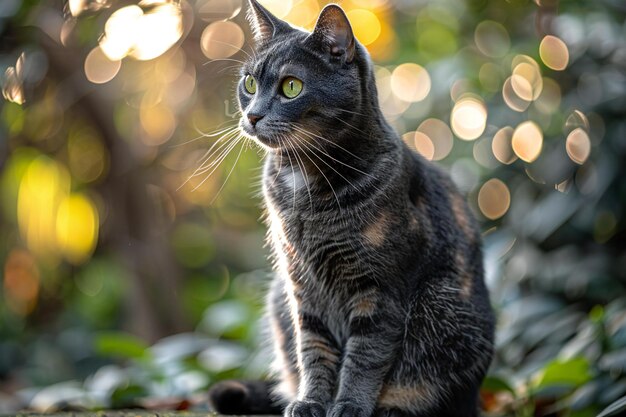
[208,2,495,417]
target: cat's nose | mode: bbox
[247,113,264,127]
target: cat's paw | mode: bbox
[328,401,369,417]
[285,400,326,417]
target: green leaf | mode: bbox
[597,396,626,417]
[534,357,592,390]
[95,332,151,360]
[481,375,516,395]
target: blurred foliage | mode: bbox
[0,0,625,416]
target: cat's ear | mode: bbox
[307,4,355,63]
[247,0,290,45]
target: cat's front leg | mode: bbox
[328,308,401,417]
[285,311,341,417]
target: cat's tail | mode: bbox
[208,380,284,415]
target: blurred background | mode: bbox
[0,0,625,415]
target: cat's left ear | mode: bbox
[247,0,291,46]
[306,4,355,63]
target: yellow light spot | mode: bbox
[3,249,40,316]
[451,96,487,141]
[56,194,99,265]
[259,0,293,18]
[99,5,143,60]
[69,0,111,17]
[478,179,511,220]
[140,103,176,145]
[17,157,70,261]
[512,61,543,100]
[474,20,510,58]
[346,9,381,46]
[539,35,569,71]
[417,118,453,160]
[491,126,517,165]
[285,0,319,30]
[512,121,543,163]
[413,132,435,160]
[201,21,245,60]
[133,2,183,60]
[84,47,121,84]
[390,63,431,102]
[99,3,183,61]
[197,0,243,21]
[566,128,591,165]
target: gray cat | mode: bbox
[208,2,495,417]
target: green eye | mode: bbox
[282,77,303,99]
[244,75,256,94]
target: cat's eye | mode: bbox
[282,77,303,99]
[244,75,256,94]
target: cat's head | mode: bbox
[238,1,372,151]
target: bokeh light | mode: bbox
[84,47,121,84]
[566,128,591,165]
[478,178,511,220]
[474,20,510,58]
[492,126,517,165]
[512,121,543,163]
[417,118,453,161]
[539,35,569,71]
[140,103,177,145]
[346,9,381,46]
[197,0,243,21]
[258,0,293,18]
[200,21,245,59]
[451,96,487,140]
[99,2,183,61]
[3,249,40,316]
[390,63,431,102]
[56,193,99,265]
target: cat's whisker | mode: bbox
[177,129,242,191]
[292,134,364,198]
[292,124,364,162]
[192,135,243,192]
[291,128,379,187]
[285,135,314,214]
[281,134,298,214]
[171,123,238,148]
[291,133,342,211]
[336,108,368,117]
[193,121,240,138]
[191,127,243,171]
[202,55,247,66]
[330,115,369,136]
[209,138,248,204]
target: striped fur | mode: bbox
[208,2,495,417]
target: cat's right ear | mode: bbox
[247,0,290,46]
[306,4,356,63]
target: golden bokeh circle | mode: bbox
[478,178,511,220]
[390,63,431,102]
[451,97,487,141]
[539,35,569,71]
[201,21,245,60]
[566,128,591,165]
[512,121,543,163]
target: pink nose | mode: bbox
[247,113,264,127]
